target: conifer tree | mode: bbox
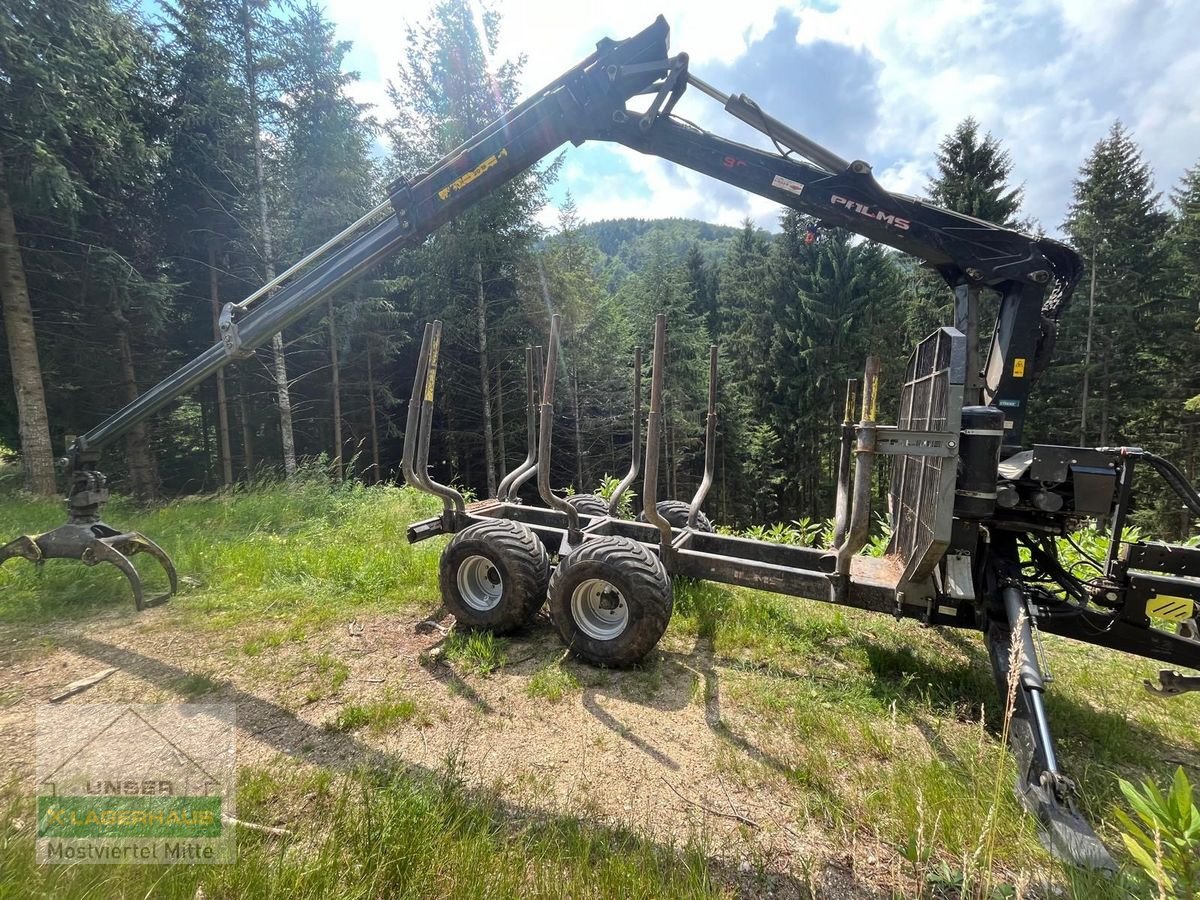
[929,117,1024,227]
[387,0,550,497]
[161,0,254,487]
[277,0,376,480]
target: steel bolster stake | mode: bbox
[401,323,435,492]
[608,346,642,518]
[497,346,538,502]
[835,357,880,585]
[687,345,719,531]
[402,321,465,525]
[642,314,673,560]
[832,378,858,549]
[506,345,545,502]
[535,316,581,547]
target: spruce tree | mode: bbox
[928,117,1024,227]
[277,0,376,480]
[161,0,254,487]
[1057,122,1171,447]
[387,0,550,497]
[0,0,172,498]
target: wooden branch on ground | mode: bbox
[50,667,117,702]
[222,815,291,837]
[660,776,760,829]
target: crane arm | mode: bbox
[69,14,1080,477]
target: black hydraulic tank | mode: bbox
[955,406,1005,519]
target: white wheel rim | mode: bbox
[571,578,629,640]
[457,555,503,611]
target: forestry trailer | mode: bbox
[4,16,1198,869]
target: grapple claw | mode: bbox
[100,531,178,609]
[0,534,43,565]
[0,522,176,611]
[1144,669,1200,696]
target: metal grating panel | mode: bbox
[887,327,966,586]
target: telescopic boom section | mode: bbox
[68,17,675,466]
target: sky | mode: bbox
[328,0,1200,235]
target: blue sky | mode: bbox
[328,0,1200,235]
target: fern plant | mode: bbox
[594,474,632,519]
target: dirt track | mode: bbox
[0,606,913,897]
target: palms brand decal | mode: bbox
[830,194,911,231]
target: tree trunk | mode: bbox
[1079,241,1098,445]
[209,244,233,487]
[475,258,497,497]
[113,303,157,502]
[200,390,211,489]
[0,159,56,495]
[572,365,583,491]
[1099,344,1110,448]
[1182,421,1195,539]
[238,387,255,484]
[327,299,342,481]
[495,361,506,477]
[241,0,296,478]
[367,342,380,484]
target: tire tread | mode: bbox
[440,519,549,633]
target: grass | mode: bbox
[443,630,507,676]
[171,671,220,699]
[327,690,432,732]
[0,473,443,637]
[670,578,1200,895]
[2,467,1198,897]
[303,652,350,703]
[0,763,721,899]
[526,657,581,702]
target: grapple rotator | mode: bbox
[0,449,177,610]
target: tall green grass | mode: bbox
[0,764,721,899]
[0,474,443,631]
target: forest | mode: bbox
[2,0,1198,537]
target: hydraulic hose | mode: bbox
[1141,450,1200,518]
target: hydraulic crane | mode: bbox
[4,16,1198,869]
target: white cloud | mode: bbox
[330,0,1200,235]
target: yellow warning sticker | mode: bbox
[1012,358,1026,378]
[1146,595,1195,622]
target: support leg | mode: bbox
[985,584,1114,870]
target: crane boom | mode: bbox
[72,14,1078,470]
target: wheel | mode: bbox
[439,519,550,633]
[636,499,714,533]
[548,536,672,667]
[565,494,609,517]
